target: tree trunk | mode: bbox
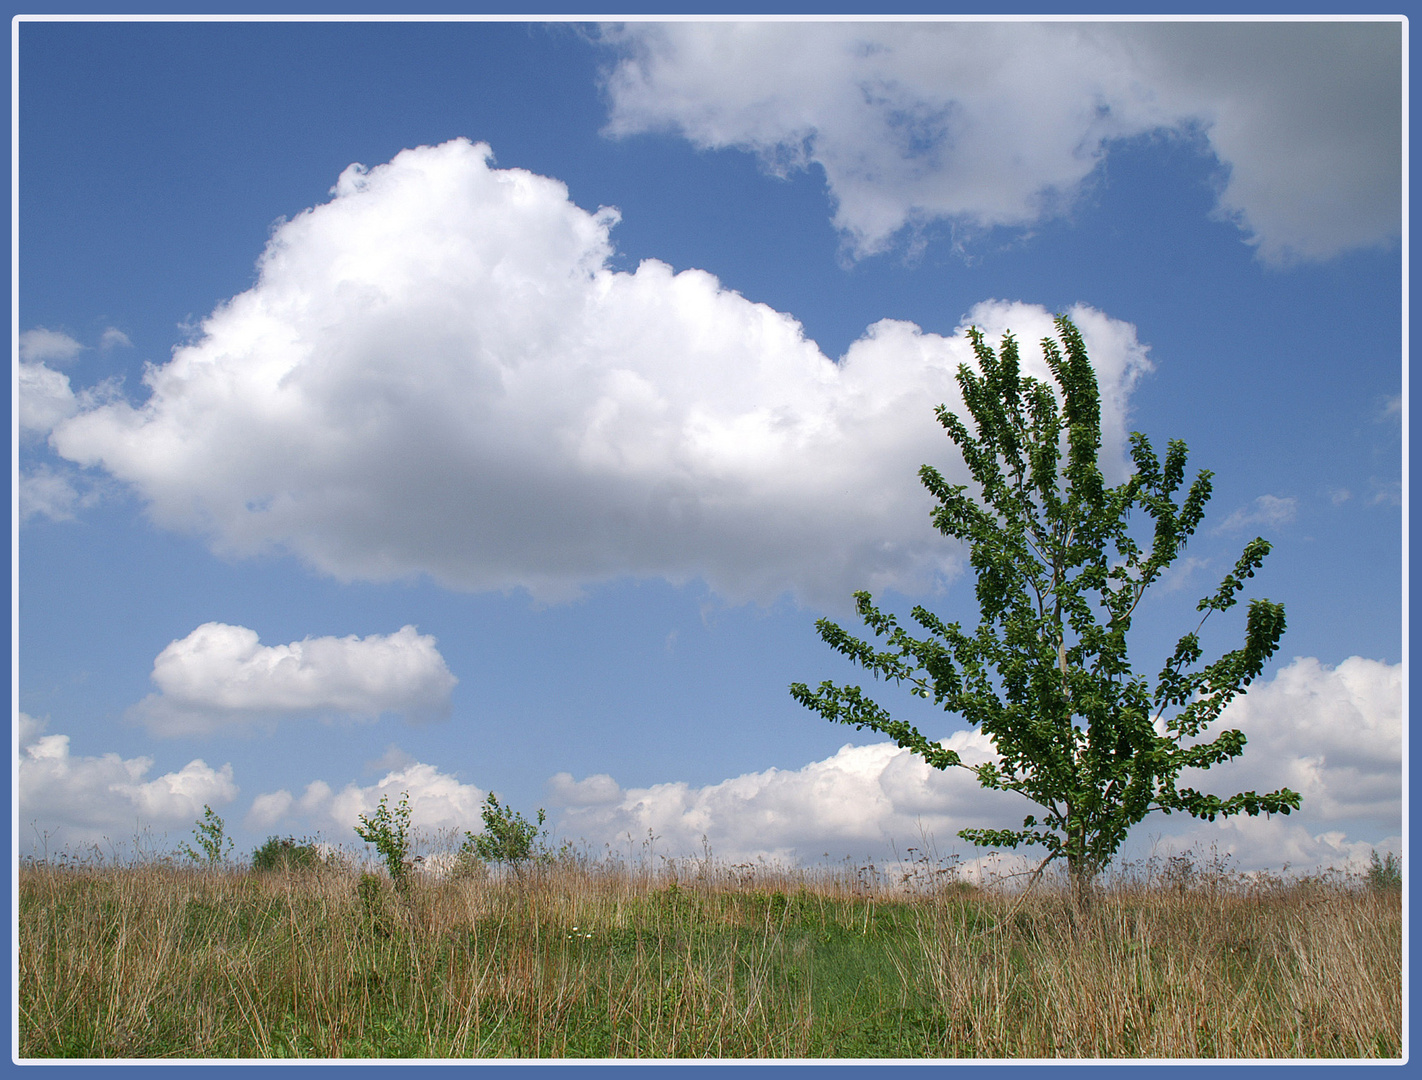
[1067,853,1095,918]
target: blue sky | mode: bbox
[15,18,1403,876]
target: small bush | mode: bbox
[1367,850,1401,891]
[250,836,323,873]
[179,805,234,865]
[356,792,413,892]
[357,871,384,920]
[470,792,550,872]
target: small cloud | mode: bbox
[1155,555,1208,594]
[19,327,84,365]
[247,790,294,830]
[366,743,417,774]
[128,623,459,737]
[19,464,102,523]
[548,771,623,808]
[1328,487,1353,506]
[599,23,1400,264]
[1187,656,1402,830]
[1213,494,1297,535]
[18,361,79,437]
[553,728,1010,864]
[1367,479,1401,507]
[100,327,133,350]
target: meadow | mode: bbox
[17,843,1403,1060]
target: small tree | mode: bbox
[791,317,1300,907]
[469,793,549,877]
[355,791,413,892]
[179,805,233,866]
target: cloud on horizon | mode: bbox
[547,655,1401,872]
[47,139,1151,610]
[128,623,458,737]
[600,21,1401,264]
[20,655,1397,873]
[18,713,238,853]
[247,761,486,844]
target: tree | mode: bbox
[355,791,413,892]
[790,317,1300,907]
[469,793,549,877]
[179,805,233,866]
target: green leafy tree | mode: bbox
[355,791,413,892]
[178,805,233,865]
[791,317,1300,907]
[469,793,549,876]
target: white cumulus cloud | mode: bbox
[49,138,1151,608]
[247,761,486,841]
[551,729,1028,864]
[19,327,84,365]
[549,655,1400,873]
[19,361,79,437]
[1182,655,1402,832]
[600,21,1400,264]
[18,713,238,853]
[128,622,458,736]
[1110,654,1402,876]
[100,327,133,350]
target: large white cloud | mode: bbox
[128,622,458,736]
[18,713,238,853]
[1180,655,1402,832]
[600,21,1401,264]
[1108,655,1402,877]
[549,655,1401,873]
[50,138,1151,608]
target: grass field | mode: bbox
[17,847,1403,1059]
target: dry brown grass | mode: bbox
[16,852,1404,1060]
[911,878,1402,1058]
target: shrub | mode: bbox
[250,836,323,872]
[469,793,550,873]
[179,805,233,865]
[1367,849,1401,891]
[356,792,413,892]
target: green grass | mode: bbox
[17,856,1403,1059]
